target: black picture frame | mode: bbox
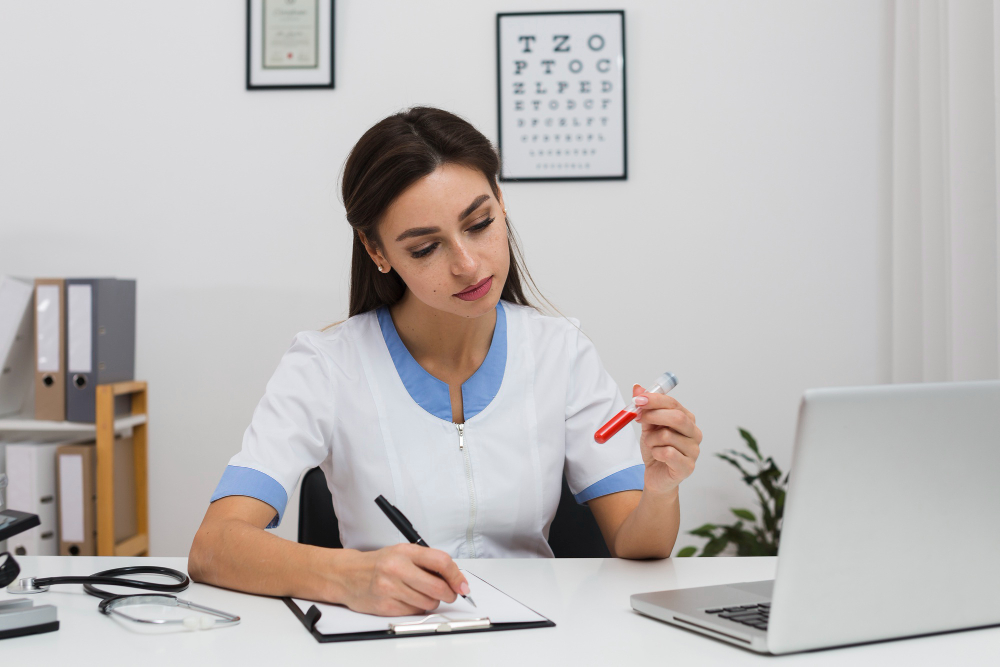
[247,0,335,90]
[496,10,628,182]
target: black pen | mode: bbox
[375,495,476,607]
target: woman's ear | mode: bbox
[358,231,390,273]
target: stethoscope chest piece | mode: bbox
[6,577,49,594]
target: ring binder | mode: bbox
[65,278,136,423]
[389,614,491,634]
[33,278,66,421]
[0,276,34,418]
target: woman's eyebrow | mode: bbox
[395,226,439,242]
[458,194,490,220]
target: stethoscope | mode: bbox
[5,562,240,630]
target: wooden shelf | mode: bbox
[0,414,146,433]
[0,381,149,557]
[96,381,148,557]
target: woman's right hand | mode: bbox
[338,543,470,616]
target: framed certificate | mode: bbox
[247,0,335,89]
[496,11,627,181]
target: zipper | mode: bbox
[456,422,478,558]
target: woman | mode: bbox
[188,107,702,617]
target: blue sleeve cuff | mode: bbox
[210,465,288,529]
[574,464,645,504]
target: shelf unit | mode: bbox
[0,381,149,556]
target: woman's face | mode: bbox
[372,163,510,320]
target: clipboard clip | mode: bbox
[389,614,491,634]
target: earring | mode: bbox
[376,264,384,273]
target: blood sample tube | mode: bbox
[594,372,678,444]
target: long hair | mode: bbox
[341,107,547,317]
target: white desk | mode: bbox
[2,556,997,666]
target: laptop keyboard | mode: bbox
[704,603,770,630]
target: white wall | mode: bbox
[1,0,891,556]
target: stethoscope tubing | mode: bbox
[31,566,190,599]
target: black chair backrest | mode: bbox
[298,467,342,549]
[546,474,612,558]
[297,467,611,557]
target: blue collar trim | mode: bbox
[376,301,507,422]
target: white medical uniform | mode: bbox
[211,300,644,558]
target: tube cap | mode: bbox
[654,372,678,392]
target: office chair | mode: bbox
[297,467,611,557]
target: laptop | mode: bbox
[631,380,1000,654]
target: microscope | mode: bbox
[0,473,59,639]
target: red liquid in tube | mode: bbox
[593,372,678,444]
[594,409,638,444]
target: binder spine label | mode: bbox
[58,454,85,543]
[36,285,61,372]
[67,285,92,373]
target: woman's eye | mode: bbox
[471,216,495,232]
[408,217,493,259]
[411,243,438,259]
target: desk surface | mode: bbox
[2,556,997,666]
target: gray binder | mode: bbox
[64,279,136,423]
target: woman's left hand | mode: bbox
[633,384,702,496]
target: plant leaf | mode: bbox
[676,546,697,558]
[688,523,718,538]
[758,463,779,498]
[701,536,729,557]
[728,449,757,463]
[754,487,778,531]
[731,508,756,521]
[734,526,759,557]
[750,485,777,535]
[739,428,762,459]
[716,454,756,484]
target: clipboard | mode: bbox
[283,571,555,643]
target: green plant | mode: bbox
[676,428,788,557]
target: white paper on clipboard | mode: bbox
[291,570,546,635]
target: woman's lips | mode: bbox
[454,276,493,301]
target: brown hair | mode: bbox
[341,107,548,318]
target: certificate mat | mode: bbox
[285,570,554,642]
[247,0,333,88]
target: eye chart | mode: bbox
[497,11,627,181]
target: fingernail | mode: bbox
[461,582,470,595]
[634,396,649,406]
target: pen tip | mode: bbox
[466,595,477,608]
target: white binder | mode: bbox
[0,275,35,417]
[3,439,80,556]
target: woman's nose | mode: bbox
[451,241,478,275]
